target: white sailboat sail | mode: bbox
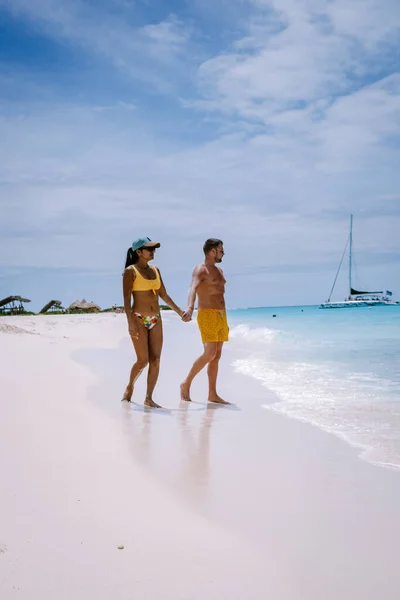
[319,215,398,309]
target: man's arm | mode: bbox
[182,265,205,321]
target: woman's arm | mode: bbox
[122,267,139,337]
[157,270,185,318]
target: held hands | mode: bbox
[181,307,193,322]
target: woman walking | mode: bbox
[122,237,187,408]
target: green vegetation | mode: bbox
[0,311,36,316]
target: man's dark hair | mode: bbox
[203,238,223,255]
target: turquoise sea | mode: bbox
[227,305,400,469]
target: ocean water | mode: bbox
[227,305,400,469]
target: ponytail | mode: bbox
[125,247,139,268]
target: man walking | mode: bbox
[180,239,230,404]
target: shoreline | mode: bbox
[231,351,400,472]
[2,313,400,599]
[78,314,400,599]
[226,310,400,472]
[3,311,400,474]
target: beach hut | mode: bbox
[67,299,101,313]
[39,300,65,314]
[0,296,31,315]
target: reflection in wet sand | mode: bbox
[177,402,218,508]
[122,402,154,466]
[121,400,224,512]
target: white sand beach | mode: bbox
[1,313,400,599]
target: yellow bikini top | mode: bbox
[131,265,161,294]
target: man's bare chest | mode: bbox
[203,269,225,286]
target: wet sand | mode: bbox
[1,313,400,598]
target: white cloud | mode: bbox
[197,0,400,117]
[0,0,399,306]
[0,0,195,91]
[142,15,190,48]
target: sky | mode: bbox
[0,0,399,311]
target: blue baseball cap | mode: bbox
[131,237,160,251]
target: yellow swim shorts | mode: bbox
[197,309,229,343]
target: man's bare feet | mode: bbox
[180,382,192,402]
[122,386,133,402]
[144,397,162,408]
[208,394,230,405]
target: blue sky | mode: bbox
[0,0,399,311]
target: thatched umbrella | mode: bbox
[0,295,31,308]
[68,299,101,313]
[0,296,31,314]
[39,300,65,314]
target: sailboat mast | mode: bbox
[349,214,353,297]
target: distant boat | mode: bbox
[320,215,398,309]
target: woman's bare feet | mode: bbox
[122,386,133,402]
[208,394,230,405]
[144,397,162,408]
[180,382,192,402]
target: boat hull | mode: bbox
[319,301,399,309]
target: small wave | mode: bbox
[229,323,277,344]
[233,357,400,470]
[347,372,400,391]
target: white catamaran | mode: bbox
[320,215,398,309]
